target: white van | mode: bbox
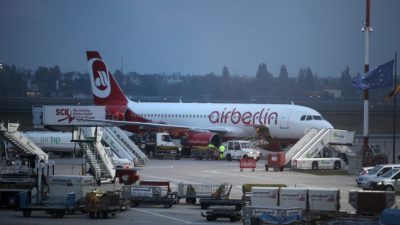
[223,140,260,161]
[369,168,400,192]
[355,164,400,189]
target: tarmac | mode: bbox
[1,157,399,225]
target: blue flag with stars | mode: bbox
[352,59,394,90]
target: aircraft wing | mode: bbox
[78,118,229,134]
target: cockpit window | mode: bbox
[300,115,325,121]
[313,115,322,120]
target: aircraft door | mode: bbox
[280,109,291,129]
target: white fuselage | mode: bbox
[128,101,333,140]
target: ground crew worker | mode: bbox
[208,143,215,160]
[219,144,225,160]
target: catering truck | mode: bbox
[142,132,181,160]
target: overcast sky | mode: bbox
[0,0,399,77]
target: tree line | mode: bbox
[0,63,392,103]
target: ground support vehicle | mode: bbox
[223,140,260,161]
[85,190,120,218]
[18,192,76,218]
[0,172,38,208]
[201,208,242,222]
[369,168,400,192]
[143,132,181,160]
[355,164,400,189]
[292,157,346,171]
[190,146,218,160]
[177,182,232,204]
[199,198,244,210]
[362,145,389,167]
[121,183,177,208]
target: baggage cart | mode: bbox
[199,198,244,210]
[86,190,120,218]
[177,182,232,204]
[201,208,242,222]
[18,191,76,218]
[191,146,218,160]
[121,184,177,208]
[266,152,285,171]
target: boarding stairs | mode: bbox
[74,127,115,184]
[103,127,148,166]
[285,128,354,168]
[102,128,137,164]
[0,122,48,163]
[283,128,320,166]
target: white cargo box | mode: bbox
[49,185,92,201]
[49,175,94,186]
[279,187,307,210]
[308,188,340,212]
[251,187,279,207]
[122,185,164,198]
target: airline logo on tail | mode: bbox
[87,51,127,105]
[88,57,111,99]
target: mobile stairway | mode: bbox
[102,127,148,166]
[102,128,137,164]
[73,127,115,184]
[0,122,48,163]
[282,128,354,170]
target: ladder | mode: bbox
[283,128,319,165]
[104,127,148,166]
[75,127,116,184]
[0,122,48,163]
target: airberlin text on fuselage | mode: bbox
[209,108,278,125]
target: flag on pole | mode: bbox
[385,84,400,101]
[352,59,394,90]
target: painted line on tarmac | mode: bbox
[144,165,174,169]
[132,208,193,224]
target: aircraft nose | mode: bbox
[323,120,334,129]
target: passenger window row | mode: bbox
[137,113,208,119]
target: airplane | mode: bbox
[85,51,334,151]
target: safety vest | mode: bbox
[219,145,225,153]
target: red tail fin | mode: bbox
[87,51,127,106]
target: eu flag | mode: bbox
[352,59,394,90]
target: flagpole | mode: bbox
[393,53,397,163]
[362,0,371,160]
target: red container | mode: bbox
[267,152,285,171]
[115,168,139,185]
